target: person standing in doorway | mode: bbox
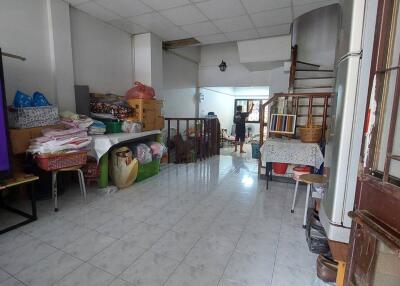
[233,102,254,153]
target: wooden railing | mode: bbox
[165,117,220,163]
[289,45,298,92]
[259,92,333,146]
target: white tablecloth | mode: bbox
[260,138,324,168]
[89,130,161,161]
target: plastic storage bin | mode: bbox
[136,159,160,182]
[272,162,288,174]
[251,142,260,159]
[8,106,59,128]
[105,121,122,133]
[35,151,88,171]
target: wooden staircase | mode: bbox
[259,45,335,146]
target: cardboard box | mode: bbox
[126,99,163,122]
[155,116,165,130]
[9,124,64,155]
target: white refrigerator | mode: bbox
[320,0,377,243]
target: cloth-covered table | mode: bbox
[89,130,161,161]
[260,138,324,189]
[89,130,161,187]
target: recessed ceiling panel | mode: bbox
[241,0,291,14]
[181,21,220,36]
[161,5,207,25]
[225,29,259,41]
[196,0,246,20]
[213,15,253,33]
[95,0,153,18]
[76,2,119,21]
[142,0,190,10]
[250,7,292,28]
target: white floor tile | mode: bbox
[63,231,115,261]
[16,251,82,286]
[0,238,57,275]
[223,251,275,286]
[0,155,319,286]
[120,223,167,249]
[164,263,220,286]
[89,240,146,275]
[120,250,180,286]
[150,230,200,261]
[95,216,140,239]
[271,264,315,286]
[0,278,25,286]
[53,263,115,286]
[183,239,233,276]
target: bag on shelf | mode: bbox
[90,95,133,120]
[125,81,155,100]
[131,143,152,164]
[147,142,166,159]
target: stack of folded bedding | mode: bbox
[88,120,106,135]
[27,127,92,154]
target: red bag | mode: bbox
[125,81,155,99]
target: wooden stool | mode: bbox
[52,165,86,212]
[298,174,327,228]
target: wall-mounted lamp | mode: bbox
[219,60,227,72]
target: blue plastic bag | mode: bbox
[32,91,50,107]
[13,90,32,108]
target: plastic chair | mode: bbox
[52,165,87,212]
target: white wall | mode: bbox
[0,0,55,104]
[0,0,76,111]
[133,33,163,94]
[48,0,75,111]
[292,4,339,68]
[199,42,271,87]
[238,35,291,71]
[270,66,289,94]
[199,88,235,134]
[161,49,199,118]
[70,7,133,96]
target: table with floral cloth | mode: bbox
[260,138,324,189]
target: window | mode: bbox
[234,99,266,123]
[363,0,400,186]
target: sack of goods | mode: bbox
[132,143,153,164]
[90,94,133,120]
[125,81,155,99]
[8,90,59,129]
[110,147,138,189]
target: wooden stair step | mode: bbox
[296,69,334,72]
[295,85,333,89]
[296,60,320,67]
[295,77,335,80]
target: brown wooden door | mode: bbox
[346,0,400,285]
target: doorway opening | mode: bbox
[199,86,269,160]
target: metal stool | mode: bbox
[52,165,86,212]
[290,166,311,213]
[297,174,327,228]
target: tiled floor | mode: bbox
[0,155,317,286]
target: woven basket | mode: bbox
[299,113,322,143]
[35,151,88,171]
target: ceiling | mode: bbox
[65,0,338,45]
